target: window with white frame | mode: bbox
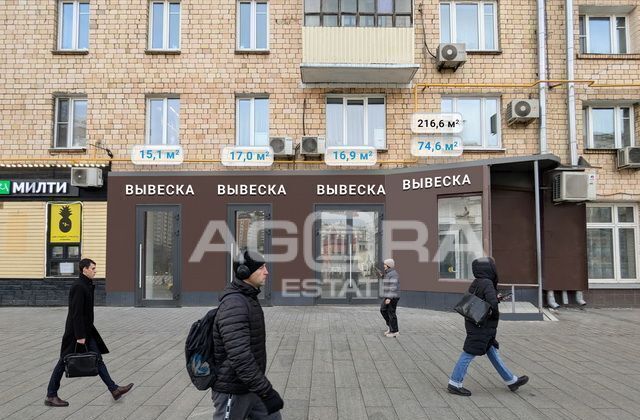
[440,1,497,50]
[442,97,500,149]
[579,15,628,54]
[326,97,386,149]
[149,1,181,50]
[146,97,180,145]
[238,1,268,50]
[304,0,412,27]
[584,106,634,149]
[587,204,638,283]
[236,97,269,146]
[54,97,87,149]
[58,1,90,50]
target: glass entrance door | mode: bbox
[315,206,383,304]
[135,206,181,307]
[228,205,271,304]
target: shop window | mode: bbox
[47,203,82,277]
[149,1,181,50]
[442,97,500,149]
[326,96,386,149]
[584,106,634,149]
[440,1,497,50]
[146,97,180,145]
[438,196,484,279]
[58,1,90,50]
[238,1,269,50]
[54,97,87,149]
[587,203,638,283]
[236,97,269,146]
[304,0,412,27]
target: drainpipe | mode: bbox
[547,290,560,309]
[537,0,548,154]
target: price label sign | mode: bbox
[324,146,377,166]
[411,137,463,157]
[131,145,184,165]
[411,113,464,134]
[221,146,274,167]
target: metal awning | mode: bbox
[300,63,420,85]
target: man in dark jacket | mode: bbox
[211,250,284,419]
[45,259,133,407]
[447,257,529,396]
[380,258,400,337]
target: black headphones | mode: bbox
[235,251,251,280]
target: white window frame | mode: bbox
[587,203,639,284]
[148,1,181,50]
[585,106,634,149]
[579,15,629,54]
[237,1,269,51]
[441,97,501,149]
[325,95,387,149]
[235,97,270,146]
[145,97,180,145]
[58,1,90,50]
[440,1,499,51]
[53,97,87,149]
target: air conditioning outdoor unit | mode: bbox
[269,137,294,156]
[507,99,540,125]
[617,146,640,169]
[436,43,466,71]
[552,171,596,202]
[300,136,326,155]
[71,167,103,187]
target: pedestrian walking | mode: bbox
[45,258,133,407]
[447,257,528,396]
[380,258,400,338]
[211,250,284,419]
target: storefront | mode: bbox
[106,154,587,312]
[0,167,108,305]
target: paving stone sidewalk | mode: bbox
[1,305,640,420]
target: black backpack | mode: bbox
[185,307,219,390]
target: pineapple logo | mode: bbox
[58,205,73,233]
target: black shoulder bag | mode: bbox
[454,285,492,326]
[64,343,99,378]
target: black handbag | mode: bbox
[454,286,492,326]
[63,343,99,378]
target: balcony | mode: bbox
[301,27,419,85]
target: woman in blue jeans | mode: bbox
[447,257,529,396]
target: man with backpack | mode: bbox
[210,250,284,419]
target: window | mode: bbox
[584,106,634,149]
[47,203,82,277]
[304,0,412,27]
[326,96,386,149]
[54,97,87,149]
[587,204,638,283]
[236,97,269,146]
[579,15,628,54]
[442,97,500,149]
[149,1,181,50]
[438,196,484,280]
[440,1,497,50]
[58,1,90,50]
[238,1,269,50]
[146,97,180,145]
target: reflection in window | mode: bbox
[438,196,484,279]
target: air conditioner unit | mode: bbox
[71,167,103,187]
[269,137,293,156]
[507,99,540,125]
[617,146,640,169]
[300,136,326,155]
[436,43,466,71]
[552,171,596,202]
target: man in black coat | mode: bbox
[447,257,529,396]
[211,250,284,420]
[45,259,133,407]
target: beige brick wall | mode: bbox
[0,0,637,205]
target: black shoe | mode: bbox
[447,384,472,396]
[44,396,69,407]
[508,375,529,392]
